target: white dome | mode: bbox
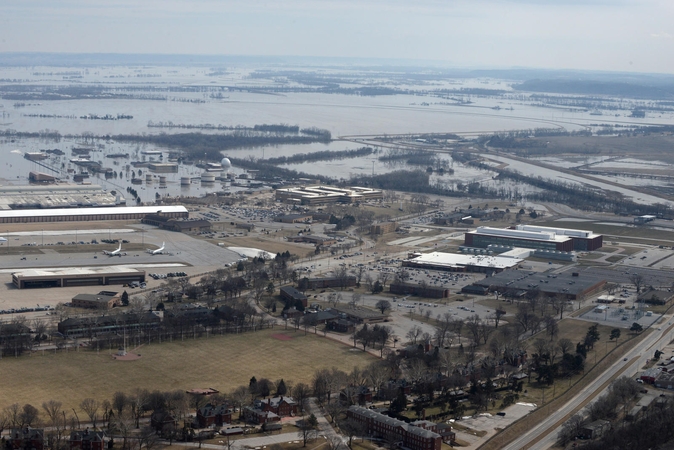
[220,157,232,170]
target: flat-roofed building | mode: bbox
[0,205,187,224]
[402,252,522,274]
[13,266,145,289]
[370,221,397,234]
[280,286,308,307]
[71,291,122,309]
[148,163,179,173]
[275,214,313,223]
[471,268,606,300]
[465,226,574,252]
[347,406,442,450]
[275,185,382,205]
[515,225,603,251]
[0,184,122,210]
[141,214,209,232]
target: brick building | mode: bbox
[69,430,107,450]
[255,396,298,417]
[196,403,233,428]
[9,428,45,450]
[347,406,442,450]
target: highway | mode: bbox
[500,314,674,450]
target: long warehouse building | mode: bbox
[12,266,146,289]
[0,205,188,224]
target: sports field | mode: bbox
[0,327,375,411]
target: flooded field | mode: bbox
[2,63,674,206]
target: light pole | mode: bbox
[41,229,44,247]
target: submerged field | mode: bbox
[0,327,375,411]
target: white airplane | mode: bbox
[0,237,6,243]
[147,242,165,255]
[103,243,126,257]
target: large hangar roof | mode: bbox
[0,205,187,219]
[13,266,144,278]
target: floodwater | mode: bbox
[485,154,674,206]
[2,64,674,204]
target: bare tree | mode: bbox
[293,383,310,413]
[375,300,391,314]
[80,398,100,429]
[406,325,422,344]
[630,273,645,294]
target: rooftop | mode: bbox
[13,266,144,278]
[474,268,605,296]
[407,252,522,270]
[0,205,187,219]
[516,224,600,239]
[469,226,572,243]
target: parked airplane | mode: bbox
[147,242,165,255]
[103,243,126,256]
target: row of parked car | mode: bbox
[149,272,187,280]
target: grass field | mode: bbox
[0,328,375,411]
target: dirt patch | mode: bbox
[271,333,293,341]
[112,352,142,361]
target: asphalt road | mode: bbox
[501,313,674,450]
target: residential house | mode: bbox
[196,403,233,428]
[255,396,298,417]
[579,419,611,440]
[9,428,44,450]
[150,410,177,433]
[242,407,280,425]
[69,430,107,450]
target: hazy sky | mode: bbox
[1,0,673,73]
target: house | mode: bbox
[641,367,663,384]
[579,419,611,440]
[347,406,442,450]
[69,430,107,450]
[655,371,674,390]
[9,428,44,450]
[255,396,298,417]
[280,286,308,308]
[435,423,456,445]
[196,403,233,428]
[150,410,177,433]
[242,407,280,425]
[340,386,373,405]
[638,288,674,306]
[327,318,355,333]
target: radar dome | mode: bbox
[221,157,232,171]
